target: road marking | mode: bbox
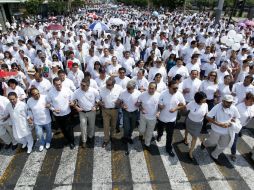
[179,130,231,190]
[53,132,80,190]
[92,132,112,190]
[0,149,15,178]
[156,133,192,190]
[128,132,152,190]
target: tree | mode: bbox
[48,0,67,15]
[24,0,43,15]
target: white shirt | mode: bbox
[115,76,131,89]
[182,77,201,102]
[132,76,149,91]
[100,84,123,108]
[118,89,141,112]
[138,91,160,120]
[120,57,135,75]
[159,90,186,122]
[186,63,201,73]
[236,102,254,127]
[148,66,167,82]
[200,80,218,100]
[95,76,109,88]
[7,86,27,101]
[218,83,231,102]
[203,62,217,77]
[27,95,52,125]
[47,87,73,116]
[67,70,84,88]
[62,78,76,91]
[72,87,99,111]
[168,65,189,79]
[232,82,254,104]
[216,69,229,84]
[187,101,208,122]
[0,96,10,127]
[29,78,52,95]
[207,103,240,135]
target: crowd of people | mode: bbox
[0,5,254,163]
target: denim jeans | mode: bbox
[35,123,52,146]
[123,110,138,139]
[231,133,238,155]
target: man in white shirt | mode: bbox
[98,77,122,148]
[136,82,160,150]
[115,67,131,89]
[232,75,254,104]
[47,77,75,149]
[67,62,84,88]
[95,68,109,88]
[148,58,167,83]
[29,72,52,95]
[202,95,241,162]
[120,51,135,76]
[58,70,76,91]
[157,80,186,157]
[168,58,189,81]
[27,88,52,152]
[5,92,34,154]
[0,95,17,150]
[231,93,254,161]
[72,79,99,148]
[117,80,141,144]
[182,70,201,103]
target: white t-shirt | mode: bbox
[207,103,240,135]
[182,77,201,103]
[29,78,52,95]
[168,65,189,79]
[232,82,254,104]
[218,83,231,102]
[203,63,217,77]
[158,90,186,122]
[72,87,99,111]
[27,95,52,125]
[115,76,131,89]
[138,91,160,120]
[187,101,208,122]
[236,102,254,126]
[99,84,123,108]
[67,70,84,88]
[118,89,141,112]
[200,80,218,100]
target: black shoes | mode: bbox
[69,143,75,149]
[201,143,206,150]
[102,141,108,148]
[12,144,18,150]
[5,143,12,149]
[156,136,161,142]
[167,150,175,157]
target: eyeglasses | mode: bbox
[11,67,18,70]
[106,84,113,87]
[81,84,88,87]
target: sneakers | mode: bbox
[69,143,75,150]
[27,147,32,154]
[39,145,44,152]
[45,143,51,150]
[22,143,27,149]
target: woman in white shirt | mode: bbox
[203,57,217,78]
[6,79,27,101]
[154,73,167,93]
[131,60,148,78]
[4,51,16,69]
[218,75,232,102]
[199,71,219,111]
[184,92,208,160]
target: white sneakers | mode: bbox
[45,143,50,150]
[22,144,27,149]
[27,147,32,154]
[39,145,44,152]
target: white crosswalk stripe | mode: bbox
[156,134,192,190]
[179,130,232,190]
[53,132,80,190]
[92,132,112,190]
[0,130,254,190]
[128,132,152,190]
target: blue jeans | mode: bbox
[123,110,138,139]
[35,123,52,146]
[231,133,238,155]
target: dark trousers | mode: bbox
[157,120,176,151]
[123,110,138,139]
[55,114,74,145]
[231,133,238,155]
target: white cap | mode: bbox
[223,94,234,102]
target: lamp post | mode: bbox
[214,0,224,25]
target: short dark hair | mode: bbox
[53,77,61,84]
[245,92,254,101]
[72,63,79,67]
[168,80,177,87]
[57,70,66,75]
[8,91,17,98]
[84,72,92,78]
[8,78,18,86]
[194,91,207,104]
[118,67,126,73]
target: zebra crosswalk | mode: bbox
[0,129,254,190]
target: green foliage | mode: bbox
[151,0,185,9]
[24,0,43,15]
[71,0,86,9]
[48,0,68,14]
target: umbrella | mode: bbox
[109,18,126,26]
[89,22,109,31]
[152,11,159,17]
[0,70,17,78]
[87,13,98,19]
[47,24,64,31]
[19,27,41,37]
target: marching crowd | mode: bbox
[0,5,254,164]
